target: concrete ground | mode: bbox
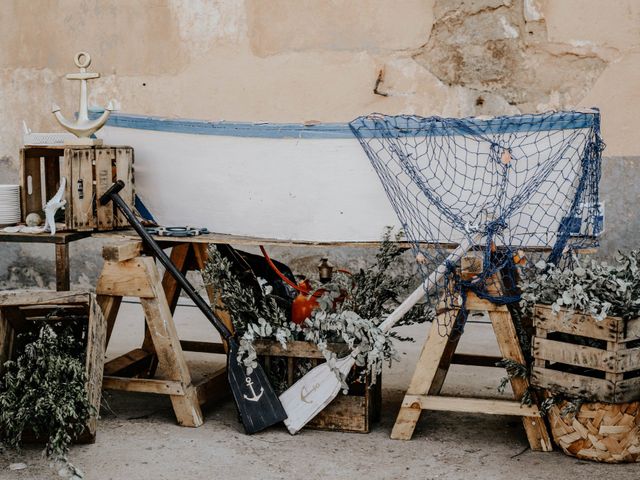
[2,300,638,480]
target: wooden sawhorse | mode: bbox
[96,240,231,427]
[391,283,552,451]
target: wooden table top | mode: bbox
[0,230,92,244]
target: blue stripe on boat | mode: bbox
[91,110,599,139]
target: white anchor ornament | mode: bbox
[52,52,116,145]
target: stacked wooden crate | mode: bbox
[20,145,134,231]
[0,290,106,442]
[532,305,640,403]
[254,340,381,433]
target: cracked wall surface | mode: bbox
[0,0,639,287]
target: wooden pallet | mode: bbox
[390,270,552,451]
[531,305,640,403]
[96,240,230,427]
[0,290,106,442]
[20,145,134,231]
[254,340,381,433]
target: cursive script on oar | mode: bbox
[300,383,320,404]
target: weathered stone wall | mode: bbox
[0,0,638,288]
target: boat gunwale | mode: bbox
[95,109,600,140]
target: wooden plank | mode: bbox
[451,353,503,368]
[616,345,640,373]
[253,339,349,359]
[102,376,185,395]
[94,148,115,231]
[20,149,43,218]
[68,148,96,231]
[104,348,155,376]
[390,316,454,440]
[102,240,143,262]
[465,293,509,312]
[63,148,73,228]
[0,290,89,306]
[161,244,191,312]
[114,147,133,228]
[402,395,541,417]
[308,394,368,432]
[138,257,204,427]
[97,294,122,347]
[55,243,70,291]
[534,305,621,342]
[531,366,615,400]
[96,259,155,298]
[533,337,614,372]
[43,153,61,202]
[490,309,552,451]
[85,294,107,439]
[430,310,466,395]
[179,340,226,355]
[0,231,91,244]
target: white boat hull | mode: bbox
[98,111,600,246]
[101,123,401,242]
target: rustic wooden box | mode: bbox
[20,145,134,231]
[254,340,381,433]
[0,290,106,442]
[531,305,640,403]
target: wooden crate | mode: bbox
[20,145,134,231]
[254,340,381,433]
[531,304,640,403]
[0,290,106,442]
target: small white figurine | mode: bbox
[43,177,67,235]
[52,52,116,145]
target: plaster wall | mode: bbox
[0,0,638,288]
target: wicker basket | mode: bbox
[547,398,640,463]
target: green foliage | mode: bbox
[521,250,640,321]
[0,320,94,462]
[203,229,434,390]
[495,358,532,406]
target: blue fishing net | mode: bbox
[349,110,604,336]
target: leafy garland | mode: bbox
[203,229,433,391]
[520,249,640,321]
[0,318,93,474]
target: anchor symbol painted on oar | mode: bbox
[300,383,320,404]
[243,376,264,402]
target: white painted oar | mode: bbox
[280,235,477,434]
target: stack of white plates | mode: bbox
[0,185,21,226]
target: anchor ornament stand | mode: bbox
[52,52,116,146]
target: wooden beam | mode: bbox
[104,348,155,376]
[179,340,226,355]
[102,240,143,262]
[0,290,89,306]
[451,353,503,368]
[102,376,185,395]
[96,259,156,298]
[401,395,541,417]
[490,309,553,451]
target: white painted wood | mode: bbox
[100,126,400,241]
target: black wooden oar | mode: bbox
[99,180,287,434]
